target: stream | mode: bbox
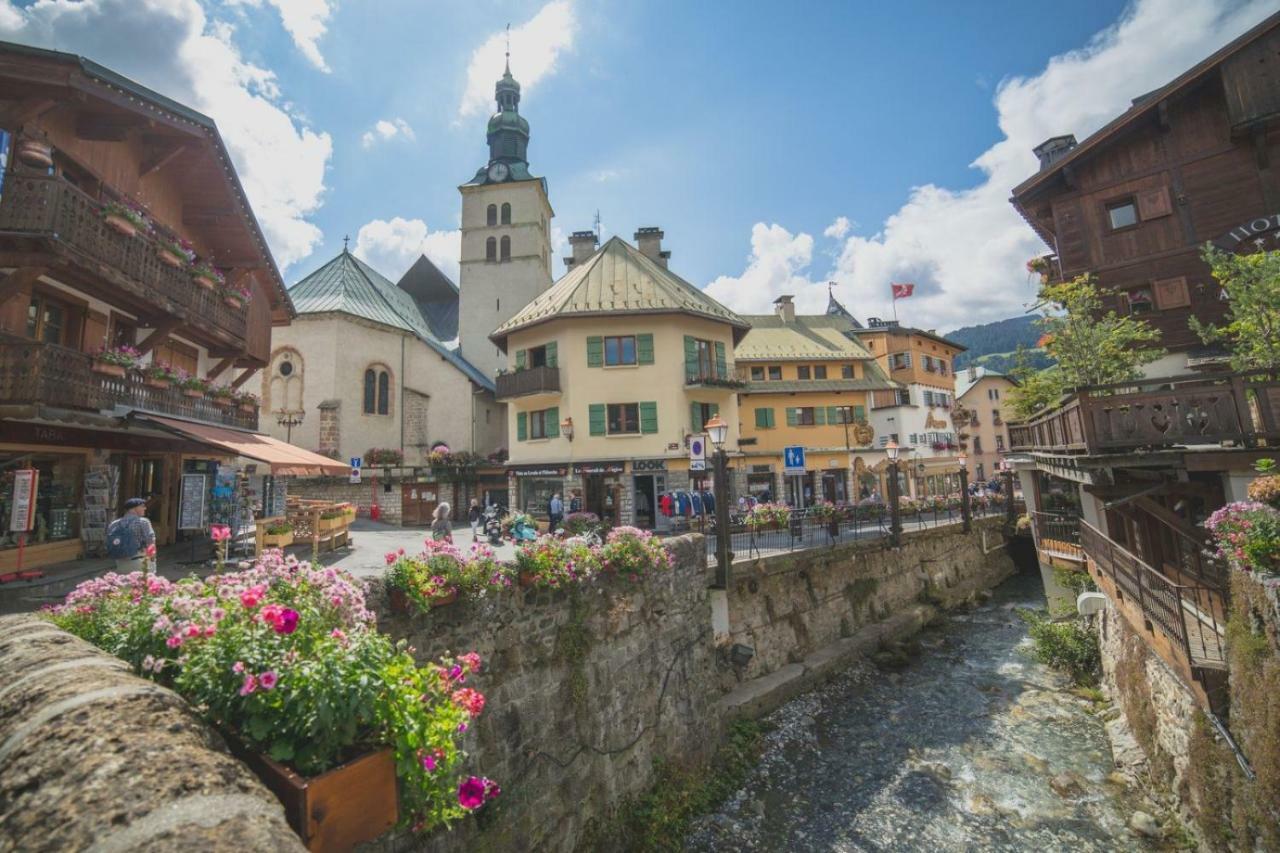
[685,571,1159,852]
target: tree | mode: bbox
[1194,246,1280,371]
[1007,275,1163,418]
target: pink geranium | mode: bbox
[259,670,278,690]
[239,673,258,696]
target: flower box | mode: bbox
[104,214,138,238]
[229,741,398,852]
[262,530,294,548]
[318,516,345,534]
[430,589,457,609]
[91,359,127,378]
[17,138,53,168]
[519,571,537,588]
[193,273,218,292]
[144,377,171,390]
[225,295,245,310]
[183,388,205,399]
[157,247,184,268]
[211,395,233,407]
[239,402,257,413]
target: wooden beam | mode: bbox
[74,113,140,141]
[206,357,236,382]
[1157,99,1171,132]
[134,317,181,356]
[1134,495,1207,544]
[0,267,46,335]
[230,366,261,390]
[139,141,190,178]
[182,205,237,226]
[13,97,57,126]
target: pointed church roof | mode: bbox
[288,250,491,390]
[396,255,460,341]
[491,236,749,348]
[826,289,863,329]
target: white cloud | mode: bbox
[589,168,621,183]
[228,0,333,72]
[823,216,851,240]
[354,217,461,284]
[361,117,415,149]
[0,0,332,271]
[706,0,1274,331]
[457,0,577,120]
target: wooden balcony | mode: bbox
[1008,370,1280,454]
[495,364,560,400]
[0,335,258,430]
[0,175,247,352]
[1031,510,1083,562]
[686,365,745,389]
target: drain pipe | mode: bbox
[1206,710,1256,781]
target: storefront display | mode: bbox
[0,452,84,550]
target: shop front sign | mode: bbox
[571,461,626,475]
[509,464,568,477]
[632,459,667,472]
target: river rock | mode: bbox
[1049,771,1086,798]
[968,793,997,816]
[1128,810,1162,838]
[1021,752,1049,773]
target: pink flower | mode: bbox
[232,661,245,674]
[330,628,348,646]
[275,609,299,635]
[259,670,278,690]
[260,603,283,626]
[144,543,157,558]
[448,664,465,682]
[204,625,217,637]
[240,586,264,609]
[458,652,482,674]
[420,751,438,772]
[184,624,202,638]
[239,674,258,696]
[458,776,486,810]
[166,635,183,649]
[484,778,501,800]
[385,552,399,566]
[210,524,232,542]
[451,687,486,717]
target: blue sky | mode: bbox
[2,0,1275,331]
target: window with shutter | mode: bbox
[546,406,559,437]
[1153,276,1190,310]
[683,335,698,380]
[714,340,727,379]
[639,401,658,434]
[545,341,558,367]
[588,404,606,435]
[813,406,826,425]
[516,411,528,441]
[1136,186,1172,220]
[755,407,771,428]
[586,336,604,367]
[636,333,654,364]
[691,402,703,433]
[515,349,527,370]
[826,406,840,424]
[853,405,866,423]
[786,407,798,426]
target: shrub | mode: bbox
[44,551,495,831]
[562,511,602,537]
[1247,474,1280,510]
[598,526,671,580]
[1019,609,1100,686]
[514,535,598,588]
[746,502,791,530]
[1053,565,1097,597]
[385,539,511,608]
[1205,501,1280,575]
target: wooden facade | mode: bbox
[1012,13,1280,354]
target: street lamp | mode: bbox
[560,416,574,442]
[275,409,304,444]
[886,439,902,547]
[704,414,733,588]
[1000,458,1016,526]
[957,451,971,533]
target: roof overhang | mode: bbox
[131,414,347,476]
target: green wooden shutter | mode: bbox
[755,407,770,429]
[588,404,606,435]
[786,407,798,426]
[546,406,559,437]
[587,336,603,367]
[768,408,777,428]
[639,401,658,434]
[814,406,826,425]
[853,405,867,423]
[691,402,703,433]
[545,341,558,368]
[827,406,840,424]
[516,411,527,441]
[515,349,527,370]
[683,335,698,381]
[714,341,727,378]
[636,333,654,365]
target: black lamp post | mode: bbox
[958,451,971,533]
[275,409,304,444]
[705,413,733,588]
[1002,459,1016,526]
[886,439,902,547]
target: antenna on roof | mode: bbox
[505,23,511,72]
[594,210,602,244]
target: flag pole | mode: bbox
[892,286,898,325]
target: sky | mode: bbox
[1,0,1275,333]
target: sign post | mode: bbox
[783,445,806,507]
[10,469,38,572]
[689,436,707,472]
[350,456,363,485]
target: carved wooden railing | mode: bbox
[1031,510,1082,561]
[1080,520,1227,672]
[1009,370,1280,454]
[494,364,561,399]
[0,175,247,345]
[0,335,257,430]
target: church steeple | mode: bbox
[485,38,530,172]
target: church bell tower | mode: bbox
[458,56,554,377]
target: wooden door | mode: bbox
[400,483,439,527]
[123,456,170,544]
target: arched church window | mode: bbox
[500,236,511,261]
[377,370,390,415]
[500,203,511,225]
[363,366,391,415]
[486,237,497,262]
[363,369,376,413]
[486,204,497,226]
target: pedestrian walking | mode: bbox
[431,502,453,543]
[106,498,156,572]
[468,498,482,536]
[549,492,564,531]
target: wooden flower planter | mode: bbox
[91,360,127,378]
[262,530,294,548]
[183,388,206,399]
[229,742,398,852]
[157,247,184,268]
[104,214,138,238]
[318,516,343,534]
[211,395,233,408]
[17,139,53,168]
[193,273,218,292]
[430,589,457,608]
[519,572,537,588]
[144,377,172,390]
[225,295,245,310]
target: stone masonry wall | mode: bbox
[722,516,1015,689]
[363,534,718,853]
[0,614,305,853]
[289,476,404,524]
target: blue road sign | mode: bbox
[351,457,363,469]
[783,445,806,474]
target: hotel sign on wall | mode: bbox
[1214,215,1280,253]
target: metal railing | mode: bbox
[494,365,561,399]
[0,335,258,429]
[1080,519,1226,672]
[1031,510,1082,561]
[0,174,248,346]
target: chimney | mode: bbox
[968,366,978,382]
[634,227,670,268]
[1032,135,1077,171]
[563,230,598,271]
[773,294,795,324]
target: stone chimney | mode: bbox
[774,294,795,324]
[968,366,978,382]
[563,230,598,271]
[634,227,670,268]
[1032,135,1077,171]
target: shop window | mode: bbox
[0,452,84,550]
[604,335,637,366]
[1107,198,1138,230]
[607,403,640,435]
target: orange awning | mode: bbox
[136,415,349,476]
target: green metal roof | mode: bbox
[491,236,749,345]
[288,250,491,390]
[736,313,876,361]
[739,377,897,394]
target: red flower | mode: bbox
[458,776,486,810]
[275,608,299,635]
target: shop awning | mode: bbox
[134,415,349,476]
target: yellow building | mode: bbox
[954,366,1018,485]
[735,296,896,505]
[491,232,748,530]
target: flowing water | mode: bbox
[686,571,1157,852]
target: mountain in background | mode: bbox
[947,314,1054,374]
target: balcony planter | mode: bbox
[210,394,233,408]
[183,387,206,399]
[193,272,218,292]
[228,739,398,853]
[104,214,138,238]
[239,401,257,414]
[90,359,127,378]
[143,377,172,390]
[16,138,53,169]
[224,294,245,310]
[262,530,294,548]
[157,247,184,268]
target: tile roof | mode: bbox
[735,314,876,361]
[287,251,491,390]
[491,236,749,343]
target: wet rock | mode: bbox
[1128,810,1162,838]
[747,798,765,818]
[871,648,912,671]
[1105,771,1130,787]
[968,793,997,816]
[1020,752,1049,774]
[1049,771,1086,798]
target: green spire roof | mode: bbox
[491,236,749,346]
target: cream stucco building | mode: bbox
[491,234,748,529]
[955,366,1018,485]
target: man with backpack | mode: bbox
[107,498,156,571]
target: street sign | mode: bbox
[350,456,363,469]
[783,445,806,475]
[689,436,707,471]
[349,466,362,484]
[9,469,37,532]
